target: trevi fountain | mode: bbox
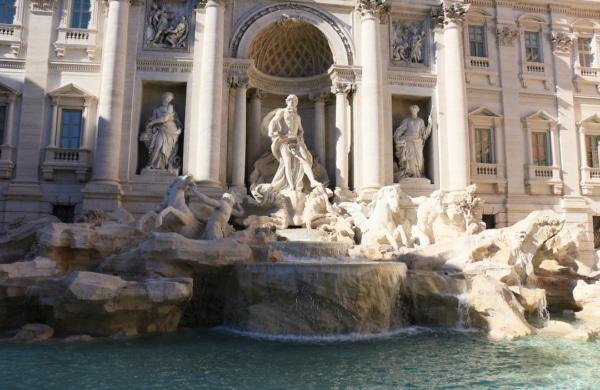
[2,0,600,388]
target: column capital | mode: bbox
[196,0,227,10]
[356,0,390,22]
[332,81,355,95]
[496,25,520,47]
[309,91,330,104]
[228,73,249,89]
[552,32,574,53]
[432,2,470,28]
[30,0,56,14]
[248,89,264,101]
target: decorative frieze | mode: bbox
[496,26,520,47]
[136,59,193,73]
[391,20,427,65]
[551,32,573,53]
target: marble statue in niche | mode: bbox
[145,3,189,49]
[265,94,320,192]
[140,92,182,173]
[391,20,426,65]
[393,105,432,180]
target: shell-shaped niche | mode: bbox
[250,19,334,78]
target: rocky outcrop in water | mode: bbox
[29,271,193,337]
[225,262,408,336]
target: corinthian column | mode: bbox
[310,91,328,167]
[192,0,227,187]
[439,2,470,191]
[246,89,264,178]
[229,74,248,191]
[84,0,133,210]
[332,81,353,193]
[356,0,389,197]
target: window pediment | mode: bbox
[469,107,502,126]
[48,84,95,104]
[524,110,558,129]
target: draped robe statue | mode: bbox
[393,105,432,179]
[140,92,182,172]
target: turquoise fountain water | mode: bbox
[1,328,599,389]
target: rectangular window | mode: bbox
[586,135,600,168]
[60,109,83,149]
[475,128,494,163]
[469,26,487,57]
[0,0,16,24]
[524,31,542,63]
[531,131,550,166]
[70,0,91,29]
[578,37,595,68]
[0,105,6,145]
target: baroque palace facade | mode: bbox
[1,0,600,264]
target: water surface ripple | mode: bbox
[0,328,598,389]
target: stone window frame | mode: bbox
[468,107,506,193]
[0,0,24,57]
[0,83,19,179]
[517,14,552,87]
[572,20,600,80]
[47,84,95,150]
[523,110,563,195]
[578,114,600,195]
[54,0,100,60]
[462,8,498,85]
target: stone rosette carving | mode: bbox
[144,2,190,50]
[496,26,520,47]
[391,20,427,65]
[552,32,573,53]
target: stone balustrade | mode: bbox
[467,56,490,69]
[526,164,562,195]
[0,23,22,57]
[54,27,98,60]
[42,147,92,182]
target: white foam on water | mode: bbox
[213,326,481,343]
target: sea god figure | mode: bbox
[393,105,432,179]
[140,92,182,172]
[267,95,320,192]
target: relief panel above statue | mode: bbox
[390,19,428,66]
[144,1,191,50]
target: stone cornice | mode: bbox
[466,0,600,19]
